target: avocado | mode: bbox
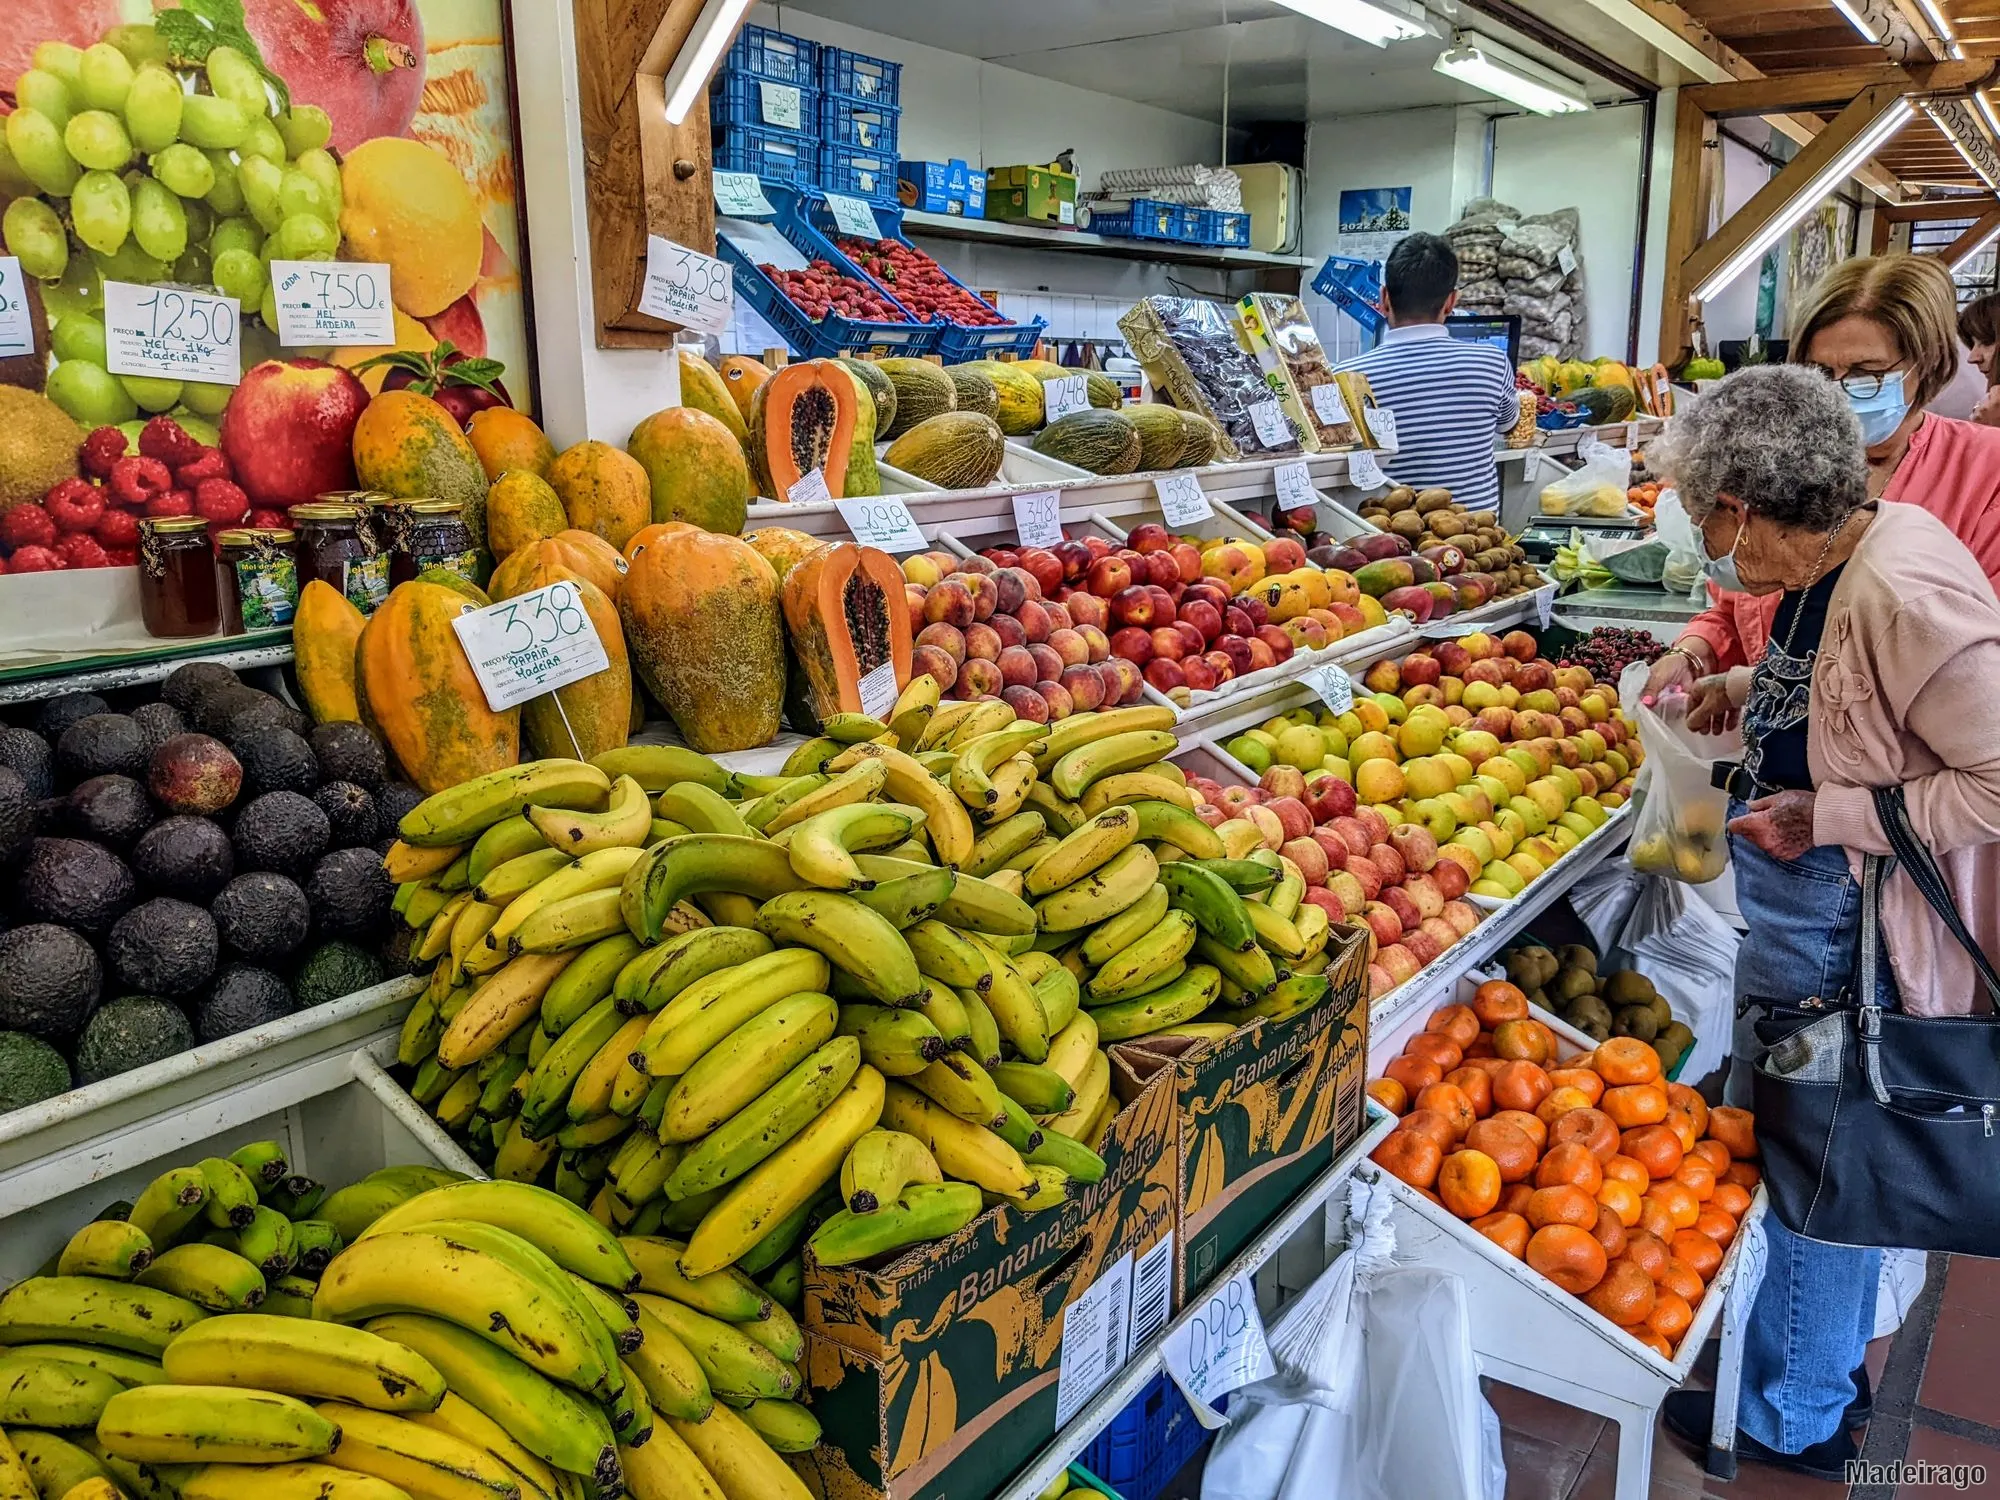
[374,783,425,831]
[74,995,195,1085]
[314,783,377,849]
[0,728,52,800]
[192,962,293,1041]
[309,723,387,792]
[0,765,33,858]
[0,1030,71,1112]
[379,924,423,976]
[57,713,149,784]
[293,940,386,1008]
[191,683,264,737]
[161,660,239,712]
[217,691,310,741]
[0,924,102,1041]
[232,792,330,879]
[18,838,135,934]
[67,775,154,849]
[149,734,243,817]
[107,898,219,998]
[130,816,234,900]
[305,847,392,942]
[130,701,187,752]
[35,693,110,744]
[211,873,310,963]
[233,728,319,798]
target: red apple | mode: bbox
[1377,944,1422,983]
[1360,899,1405,949]
[1400,654,1442,688]
[1267,796,1314,841]
[1434,641,1472,678]
[1501,630,1538,662]
[1325,871,1368,917]
[1310,827,1351,872]
[1282,836,1330,886]
[1431,859,1469,902]
[1379,885,1424,933]
[1060,663,1105,711]
[1306,774,1358,823]
[240,0,427,153]
[1367,842,1406,885]
[1402,928,1443,967]
[1259,765,1307,801]
[1353,806,1391,845]
[1404,873,1446,920]
[1216,785,1261,816]
[1303,887,1348,923]
[1109,626,1153,665]
[1388,823,1439,873]
[1195,801,1228,828]
[1329,817,1371,858]
[1440,900,1480,938]
[221,359,369,507]
[1345,854,1384,902]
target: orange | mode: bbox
[1633,1326,1675,1358]
[1472,1211,1530,1258]
[1443,1066,1494,1117]
[1426,1003,1481,1048]
[1593,1203,1628,1259]
[1722,1160,1761,1191]
[1366,1078,1409,1116]
[1623,1125,1686,1180]
[1438,1150,1503,1219]
[1536,1141,1605,1195]
[1472,980,1529,1028]
[1636,1195,1677,1242]
[1623,1230,1670,1281]
[1596,1179,1643,1228]
[1527,1224,1608,1294]
[1691,1209,1738,1252]
[1464,1118,1539,1183]
[1526,1019,1562,1056]
[1415,1082,1476,1141]
[1490,1060,1553,1113]
[1690,1139,1732,1175]
[1602,1083,1669,1128]
[1665,1105,1700,1153]
[1526,1185,1598,1230]
[1583,1260,1657,1326]
[1402,1032,1464,1073]
[1672,1159,1716,1202]
[1547,1067,1606,1105]
[1712,1183,1753,1220]
[1674,1228,1726,1280]
[1383,1055,1442,1097]
[1550,1107,1619,1163]
[1708,1105,1757,1159]
[1602,1154,1649,1189]
[1493,1018,1552,1064]
[1462,1036,1498,1060]
[1491,1108,1548,1151]
[1594,1037,1662,1086]
[1536,1086,1597,1124]
[1645,1181,1700,1231]
[1463,1055,1510,1078]
[1498,1183,1536,1217]
[1370,1130,1442,1189]
[1659,1256,1705,1302]
[1647,1290,1694,1345]
[1667,1083,1709,1139]
[1397,1109,1458,1152]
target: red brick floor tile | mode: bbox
[1565,1441,1705,1500]
[1895,1423,2000,1498]
[1940,1255,2000,1317]
[1866,1334,1892,1391]
[1917,1306,2000,1429]
[1500,1426,1591,1500]
[1487,1380,1609,1453]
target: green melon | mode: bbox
[883,412,1006,490]
[1031,409,1142,476]
[876,359,957,439]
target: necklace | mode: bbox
[1776,511,1851,658]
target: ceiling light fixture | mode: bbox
[660,0,756,126]
[1912,0,1966,57]
[1977,90,2000,140]
[1924,100,2000,191]
[1269,0,1428,47]
[1952,218,2000,273]
[1433,35,1592,115]
[1827,0,1881,42]
[1693,97,1916,303]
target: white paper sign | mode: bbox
[824,193,882,239]
[1249,399,1291,449]
[270,260,395,346]
[1058,199,1076,225]
[1156,472,1212,527]
[103,281,241,384]
[1011,490,1063,549]
[1370,407,1400,453]
[1131,1233,1176,1350]
[1349,448,1387,491]
[1274,460,1318,512]
[713,171,775,218]
[1054,1251,1131,1428]
[1042,375,1090,421]
[858,660,899,720]
[1558,245,1578,276]
[836,495,926,552]
[1534,581,1557,630]
[638,235,734,334]
[1306,663,1354,715]
[0,258,35,358]
[759,82,803,129]
[451,580,613,713]
[1161,1271,1274,1416]
[787,467,833,506]
[1310,382,1351,426]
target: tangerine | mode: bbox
[1402,1032,1464,1072]
[1526,1019,1562,1056]
[1438,1149,1503,1218]
[1602,1153,1649,1189]
[1426,1003,1481,1048]
[1550,1107,1620,1162]
[1398,1108,1458,1151]
[1498,1183,1536,1217]
[1526,1184,1598,1229]
[1666,1083,1709,1138]
[1472,1211,1530,1257]
[1722,1161,1761,1191]
[1645,1181,1700,1230]
[1491,1060,1553,1113]
[1594,1037,1663,1086]
[1691,1210,1738,1253]
[1708,1106,1757,1159]
[1491,1108,1549,1150]
[1596,1179,1644,1228]
[1366,1077,1409,1116]
[1623,1231,1670,1281]
[1536,1086,1598,1124]
[1658,1256,1705,1302]
[1415,1082,1477,1140]
[1636,1196,1677,1241]
[1672,1159,1717,1202]
[1665,1105,1701,1153]
[1632,1327,1675,1358]
[1493,1018,1553,1064]
[1472,979,1529,1028]
[1463,1056,1510,1077]
[1415,1186,1445,1208]
[1712,1183,1753,1220]
[1371,1130,1442,1189]
[1690,1139,1732,1175]
[1383,1054,1443,1097]
[1583,1260,1656,1326]
[1547,1067,1606,1105]
[1444,1066,1494,1117]
[1536,1141,1605,1195]
[1464,1118,1539,1183]
[1527,1224,1608,1294]
[1602,1083,1670,1127]
[1593,1203,1628,1259]
[1647,1291,1694,1345]
[1674,1230,1726,1280]
[1463,1036,1499,1059]
[1623,1125,1686,1180]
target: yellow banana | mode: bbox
[823,743,975,869]
[1023,780,1084,837]
[160,1315,445,1412]
[660,993,839,1142]
[886,675,941,749]
[615,926,773,1014]
[911,978,972,1052]
[839,1128,941,1213]
[132,1245,264,1313]
[661,1036,862,1202]
[638,947,829,1078]
[0,1354,125,1427]
[1244,900,1307,960]
[912,700,983,751]
[564,1015,649,1122]
[963,810,1046,878]
[847,856,956,929]
[903,919,990,991]
[182,1465,408,1500]
[965,933,1050,1063]
[438,953,577,1069]
[95,1386,337,1464]
[1033,843,1159,932]
[400,761,612,848]
[1078,773,1197,818]
[313,1402,520,1500]
[476,846,646,967]
[932,871,1037,935]
[1088,964,1222,1041]
[950,725,1049,811]
[1024,806,1141,897]
[588,746,730,795]
[880,1082,1034,1195]
[618,1425,724,1500]
[665,1406,811,1500]
[752,891,924,1008]
[363,1181,640,1294]
[448,902,506,987]
[385,840,467,882]
[1048,729,1180,801]
[1080,883,1170,966]
[1028,709,1176,774]
[512,888,628,956]
[467,818,554,890]
[611,1303,711,1425]
[619,1240,768,1323]
[652,784,746,838]
[945,701,1018,748]
[784,802,923,890]
[1128,798,1226,858]
[836,1003,948,1076]
[762,759,887,835]
[408,1393,560,1500]
[630,1296,795,1402]
[1089,909,1199,1000]
[56,1222,154,1281]
[957,986,1002,1070]
[910,1053,1008,1130]
[1043,1012,1101,1091]
[527,775,651,856]
[1045,1049,1111,1139]
[980,756,1037,822]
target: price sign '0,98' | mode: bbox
[640,234,734,335]
[451,581,613,713]
[104,280,241,385]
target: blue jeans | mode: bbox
[1727,799,1891,1453]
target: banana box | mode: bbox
[793,1061,1177,1500]
[1121,923,1370,1302]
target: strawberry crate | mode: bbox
[723,23,818,86]
[711,125,817,192]
[817,143,903,208]
[711,71,819,140]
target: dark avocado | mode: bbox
[293,940,386,1008]
[18,838,135,935]
[161,660,239,712]
[0,923,102,1041]
[0,766,33,858]
[220,693,310,741]
[191,684,263,737]
[130,816,234,901]
[304,847,392,942]
[67,775,154,849]
[308,723,387,791]
[231,791,329,878]
[35,693,109,744]
[149,734,242,817]
[57,714,149,784]
[74,995,196,1085]
[192,962,293,1041]
[374,783,425,831]
[106,898,219,997]
[0,1030,70,1111]
[130,701,187,752]
[313,783,377,849]
[0,728,52,800]
[378,924,423,976]
[211,873,310,963]
[233,728,319,798]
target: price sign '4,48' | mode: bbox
[451,581,613,714]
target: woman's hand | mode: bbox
[1975,385,2000,429]
[1643,643,1705,706]
[1729,790,1818,860]
[1686,674,1738,734]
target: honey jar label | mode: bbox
[342,554,392,613]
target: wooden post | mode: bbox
[1658,93,1713,369]
[1937,208,2000,267]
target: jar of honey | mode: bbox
[399,500,479,588]
[137,517,220,637]
[292,502,390,614]
[216,528,299,634]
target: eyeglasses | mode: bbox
[1806,366,1899,399]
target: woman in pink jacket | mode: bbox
[1652,366,2000,1483]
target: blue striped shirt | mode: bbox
[1335,324,1519,510]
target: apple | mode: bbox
[1303,887,1348,924]
[1367,841,1406,884]
[1359,901,1403,949]
[916,622,967,663]
[223,359,373,508]
[1257,764,1305,801]
[996,646,1039,689]
[1282,837,1330,885]
[1379,885,1423,933]
[1215,785,1262,817]
[1362,660,1401,695]
[1431,858,1470,901]
[1419,916,1460,955]
[1368,965,1399,1000]
[911,645,958,693]
[1402,928,1443,967]
[1404,872,1446,920]
[1376,944,1421,984]
[1353,806,1390,844]
[1088,556,1133,597]
[1500,630,1538,662]
[1195,800,1228,828]
[958,658,1004,698]
[1346,853,1384,902]
[1322,816,1368,858]
[1129,522,1172,554]
[1244,804,1286,850]
[1325,871,1368,917]
[1109,626,1154,665]
[1464,658,1507,686]
[1267,796,1314,841]
[1388,822,1439,872]
[1400,654,1442,688]
[924,579,976,629]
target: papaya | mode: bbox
[718,356,770,424]
[625,406,754,534]
[466,407,557,482]
[547,440,651,552]
[621,529,786,753]
[293,579,366,724]
[832,363,882,499]
[484,469,568,560]
[508,542,632,760]
[744,526,820,584]
[355,579,519,792]
[622,522,696,563]
[489,529,628,603]
[780,542,911,728]
[417,567,490,605]
[748,360,858,500]
[351,390,490,544]
[677,348,751,448]
[837,358,895,435]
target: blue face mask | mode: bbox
[1844,370,1908,447]
[1705,510,1748,593]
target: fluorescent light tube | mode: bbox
[660,0,756,126]
[1923,101,2000,191]
[1271,0,1428,47]
[1912,0,1962,55]
[1433,39,1591,115]
[1952,219,2000,273]
[1694,98,1915,303]
[1977,91,2000,140]
[1828,0,1880,41]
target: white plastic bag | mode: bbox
[1538,439,1631,517]
[1652,488,1710,601]
[1619,661,1739,884]
[1620,875,1741,1083]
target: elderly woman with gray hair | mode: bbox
[1650,365,2000,1481]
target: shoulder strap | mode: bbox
[1870,786,2000,1005]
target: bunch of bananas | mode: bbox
[1550,531,1615,591]
[0,1165,817,1500]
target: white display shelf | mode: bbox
[0,638,295,705]
[899,208,1316,272]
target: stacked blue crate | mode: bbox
[711,26,820,193]
[1077,1374,1217,1500]
[816,43,903,208]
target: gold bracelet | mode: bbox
[1665,645,1706,672]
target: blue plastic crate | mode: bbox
[1174,205,1205,242]
[1079,1373,1216,1500]
[711,71,817,139]
[710,126,816,192]
[1214,210,1251,247]
[1312,253,1387,338]
[819,45,901,108]
[1087,198,1184,243]
[819,95,900,154]
[723,24,817,87]
[817,143,902,206]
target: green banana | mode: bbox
[0,1352,127,1426]
[125,1168,208,1248]
[629,1295,795,1402]
[229,1142,290,1195]
[660,991,840,1143]
[620,1239,769,1323]
[1033,843,1159,932]
[848,856,956,929]
[620,837,802,945]
[1088,964,1223,1041]
[990,1061,1075,1115]
[808,1183,983,1266]
[519,998,629,1136]
[1089,909,1199,1000]
[1194,931,1281,994]
[466,818,554,889]
[1195,857,1279,893]
[965,933,1050,1063]
[1159,861,1257,951]
[990,1092,1045,1156]
[957,986,1002,1070]
[620,1304,712,1423]
[539,933,645,1036]
[288,1221,342,1279]
[615,926,773,1015]
[1031,963,1082,1035]
[208,1206,296,1278]
[910,980,973,1054]
[637,947,829,1078]
[963,811,1046,878]
[265,1176,326,1219]
[760,758,887,835]
[738,1398,820,1454]
[910,1053,1008,1131]
[589,746,731,795]
[95,1385,338,1464]
[903,919,990,991]
[661,1037,862,1201]
[932,872,1037,936]
[1079,881,1170,966]
[134,1245,265,1312]
[653,784,747,838]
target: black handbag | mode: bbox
[1748,786,2000,1255]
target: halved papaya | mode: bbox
[748,360,857,500]
[780,541,911,727]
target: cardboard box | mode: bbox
[793,1062,1179,1500]
[984,164,1077,226]
[963,170,987,219]
[898,159,971,215]
[1120,924,1372,1300]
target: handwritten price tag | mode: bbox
[1306,663,1354,715]
[0,258,34,358]
[713,171,775,218]
[1534,581,1557,630]
[1249,399,1291,449]
[271,260,395,346]
[640,235,734,335]
[1274,461,1318,512]
[1156,472,1212,527]
[452,580,613,713]
[858,660,899,720]
[1310,382,1350,426]
[1161,1272,1274,1415]
[1370,407,1400,453]
[824,193,882,239]
[1012,490,1063,549]
[104,281,241,384]
[759,82,803,129]
[837,495,926,552]
[1349,448,1387,491]
[1043,375,1090,422]
[787,467,833,506]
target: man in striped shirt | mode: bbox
[1335,232,1520,511]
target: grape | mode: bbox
[203,47,270,117]
[72,170,133,256]
[78,43,134,112]
[213,247,266,305]
[5,108,81,196]
[292,149,342,215]
[0,137,39,202]
[43,257,102,321]
[203,151,245,215]
[89,241,167,285]
[275,104,332,157]
[180,379,233,417]
[259,281,279,330]
[179,95,249,151]
[15,70,74,129]
[32,42,84,87]
[132,178,187,262]
[124,63,182,153]
[273,213,337,260]
[151,142,214,198]
[119,373,183,413]
[277,168,328,221]
[50,313,107,366]
[173,246,212,286]
[2,197,68,280]
[209,215,263,260]
[238,154,284,232]
[48,358,139,426]
[64,110,134,172]
[238,117,286,164]
[106,24,171,68]
[181,198,214,246]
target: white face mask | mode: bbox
[1704,509,1749,593]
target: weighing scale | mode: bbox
[1517,510,1653,565]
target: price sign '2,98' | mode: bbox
[451,581,613,713]
[104,280,241,385]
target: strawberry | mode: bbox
[7,544,59,571]
[0,504,57,551]
[139,415,203,467]
[109,454,173,507]
[45,478,106,533]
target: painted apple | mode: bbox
[242,0,427,152]
[221,359,369,509]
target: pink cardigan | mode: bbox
[1809,502,2000,1015]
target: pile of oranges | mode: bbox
[1365,979,1759,1358]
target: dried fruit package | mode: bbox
[1237,292,1359,452]
[1118,295,1302,461]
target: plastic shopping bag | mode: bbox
[1652,488,1710,600]
[1619,661,1738,883]
[1357,1269,1496,1500]
[1538,438,1631,517]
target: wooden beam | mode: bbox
[1685,60,1995,114]
[1878,194,2000,218]
[1660,92,1716,367]
[1937,205,2000,260]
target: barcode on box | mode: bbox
[1131,1232,1175,1348]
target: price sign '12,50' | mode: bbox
[451,581,613,713]
[271,260,396,346]
[640,235,734,335]
[104,281,241,385]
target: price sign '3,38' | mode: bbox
[641,234,735,335]
[451,581,613,714]
[104,281,242,385]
